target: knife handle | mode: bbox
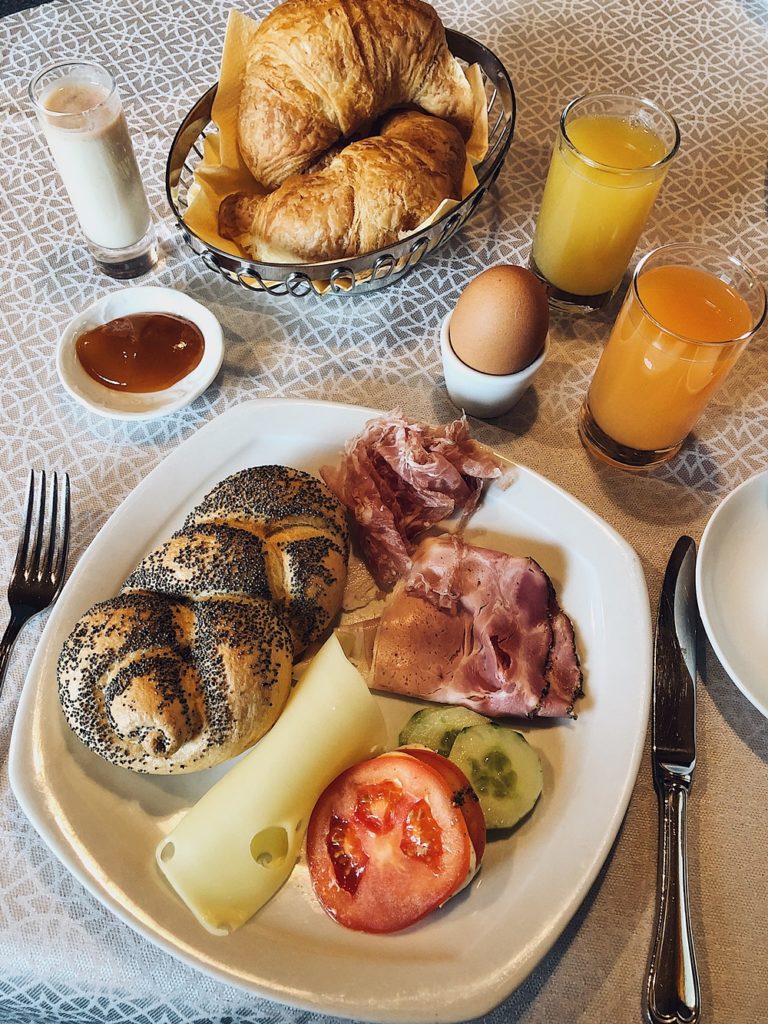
[646,776,700,1024]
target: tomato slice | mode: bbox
[398,746,486,864]
[307,751,474,933]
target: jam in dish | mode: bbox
[76,313,205,392]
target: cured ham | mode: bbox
[321,411,510,589]
[342,535,583,719]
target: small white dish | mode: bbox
[440,311,549,418]
[696,468,768,719]
[56,285,224,420]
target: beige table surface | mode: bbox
[1,0,767,1021]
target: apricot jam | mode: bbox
[76,313,204,392]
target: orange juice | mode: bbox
[587,264,754,451]
[532,112,674,300]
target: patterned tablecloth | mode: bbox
[1,0,767,1021]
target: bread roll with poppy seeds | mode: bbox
[58,593,293,774]
[181,465,349,652]
[57,466,349,774]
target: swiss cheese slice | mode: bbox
[156,634,387,934]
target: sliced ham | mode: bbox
[362,535,583,719]
[543,607,584,716]
[321,411,511,589]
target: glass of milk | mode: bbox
[29,61,157,279]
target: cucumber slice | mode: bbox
[449,723,542,830]
[398,706,488,758]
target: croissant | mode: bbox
[57,466,349,774]
[219,111,466,263]
[238,0,475,189]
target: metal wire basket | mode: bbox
[165,30,515,297]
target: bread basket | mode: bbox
[165,30,515,297]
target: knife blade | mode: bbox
[653,535,697,778]
[645,535,700,1024]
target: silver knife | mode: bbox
[645,535,700,1024]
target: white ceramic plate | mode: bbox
[9,399,651,1024]
[696,469,768,719]
[56,285,224,419]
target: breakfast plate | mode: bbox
[696,468,768,719]
[9,398,651,1023]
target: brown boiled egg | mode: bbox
[449,265,549,376]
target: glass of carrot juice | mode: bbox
[578,243,766,469]
[530,94,680,313]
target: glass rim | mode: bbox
[28,59,117,118]
[631,242,767,347]
[559,92,681,175]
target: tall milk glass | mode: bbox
[29,61,157,279]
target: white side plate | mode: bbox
[9,399,651,1023]
[56,285,224,420]
[697,468,768,719]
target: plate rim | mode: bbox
[9,397,652,1023]
[696,467,768,720]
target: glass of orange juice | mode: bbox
[579,242,766,469]
[530,94,680,312]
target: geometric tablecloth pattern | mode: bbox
[1,0,767,1021]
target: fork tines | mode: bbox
[13,470,71,598]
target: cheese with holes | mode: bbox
[156,634,387,934]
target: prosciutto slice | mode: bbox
[321,411,510,589]
[366,535,583,718]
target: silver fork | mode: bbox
[0,471,71,700]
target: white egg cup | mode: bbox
[56,286,224,420]
[440,311,549,418]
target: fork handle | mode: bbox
[646,776,700,1024]
[0,613,27,701]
